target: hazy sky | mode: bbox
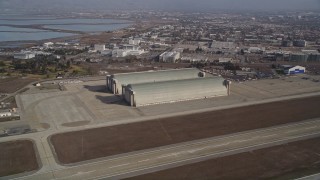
[1,0,320,12]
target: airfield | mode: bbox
[1,74,320,179]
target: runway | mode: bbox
[11,118,320,180]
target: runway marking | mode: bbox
[287,129,301,133]
[215,142,230,147]
[233,139,249,143]
[66,170,96,178]
[138,159,150,163]
[262,134,278,138]
[304,126,319,130]
[109,163,130,169]
[187,147,207,154]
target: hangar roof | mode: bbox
[127,76,226,106]
[111,68,201,85]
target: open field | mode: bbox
[0,77,36,93]
[126,136,320,180]
[50,95,320,164]
[0,140,39,177]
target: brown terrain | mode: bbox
[0,77,36,93]
[127,137,320,180]
[50,96,320,164]
[0,140,39,177]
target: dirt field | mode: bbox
[0,140,39,177]
[0,77,36,93]
[50,96,320,164]
[127,137,320,180]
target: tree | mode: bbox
[0,61,5,67]
[240,49,245,55]
[195,46,203,53]
[66,61,71,69]
[0,67,5,73]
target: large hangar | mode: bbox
[124,77,229,107]
[106,68,204,94]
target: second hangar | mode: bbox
[106,68,231,107]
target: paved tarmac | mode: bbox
[1,87,320,180]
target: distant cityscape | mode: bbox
[1,6,320,180]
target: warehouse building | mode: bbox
[289,53,320,62]
[159,51,181,63]
[124,77,229,107]
[94,44,106,52]
[14,51,36,60]
[289,53,309,62]
[107,68,204,94]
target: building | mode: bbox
[124,77,229,107]
[159,51,181,63]
[290,53,307,62]
[43,42,54,48]
[281,40,293,47]
[112,49,128,57]
[112,44,145,58]
[218,58,233,63]
[94,44,106,52]
[112,49,145,58]
[129,38,141,45]
[282,65,306,75]
[107,68,203,94]
[181,55,208,63]
[0,111,11,117]
[293,40,307,47]
[248,47,264,54]
[122,44,140,51]
[308,54,320,62]
[14,51,36,60]
[289,53,309,62]
[101,49,112,56]
[289,53,320,62]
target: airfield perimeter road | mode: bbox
[9,118,320,180]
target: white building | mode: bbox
[0,112,11,117]
[211,41,235,49]
[218,58,234,63]
[122,44,139,51]
[101,50,112,56]
[248,47,265,53]
[112,49,128,58]
[129,39,141,45]
[283,65,306,75]
[94,44,106,52]
[112,49,145,58]
[127,50,145,56]
[43,42,54,48]
[159,52,181,63]
[14,51,36,60]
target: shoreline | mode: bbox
[0,18,137,48]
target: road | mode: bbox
[4,118,320,180]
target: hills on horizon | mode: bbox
[1,0,320,13]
